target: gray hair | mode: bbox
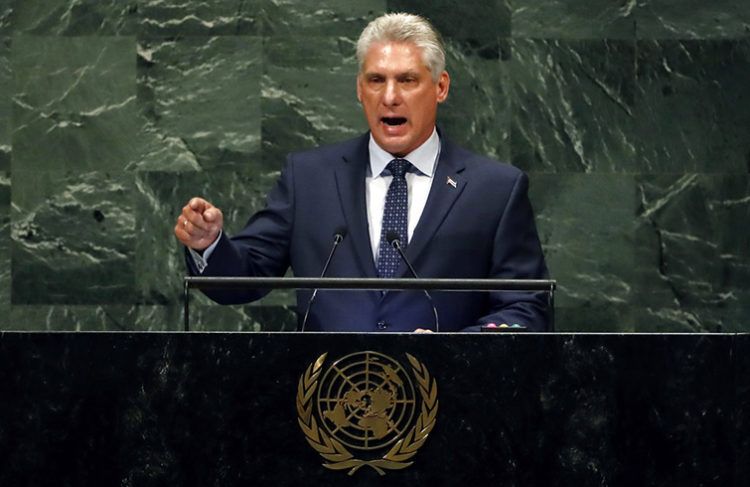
[356,13,446,82]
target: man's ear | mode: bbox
[436,71,450,103]
[356,75,363,103]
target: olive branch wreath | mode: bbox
[296,352,438,476]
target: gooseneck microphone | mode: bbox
[300,227,347,331]
[386,231,440,333]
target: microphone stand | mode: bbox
[387,232,440,333]
[300,228,346,331]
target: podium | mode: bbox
[1,332,748,486]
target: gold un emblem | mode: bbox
[296,351,438,475]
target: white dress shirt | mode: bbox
[366,128,439,260]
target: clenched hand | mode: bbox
[174,197,224,251]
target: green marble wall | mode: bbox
[0,0,748,331]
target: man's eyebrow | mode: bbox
[397,71,421,79]
[362,70,422,79]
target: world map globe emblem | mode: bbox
[316,351,417,451]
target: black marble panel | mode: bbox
[184,302,297,331]
[634,40,750,173]
[555,305,635,332]
[530,173,636,310]
[263,0,385,36]
[557,304,750,334]
[0,37,9,173]
[634,175,750,332]
[7,305,141,331]
[510,39,637,172]
[439,39,511,162]
[0,38,9,327]
[636,0,750,39]
[0,332,743,486]
[3,303,296,332]
[388,0,511,41]
[11,171,135,305]
[0,4,10,34]
[138,0,262,36]
[630,305,750,334]
[135,36,261,171]
[511,0,636,40]
[261,36,366,169]
[6,0,138,36]
[11,36,139,172]
[0,171,8,328]
[507,1,750,41]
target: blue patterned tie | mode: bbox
[377,159,410,278]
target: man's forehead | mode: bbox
[360,41,430,72]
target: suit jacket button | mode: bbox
[377,321,388,330]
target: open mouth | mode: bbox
[381,117,407,126]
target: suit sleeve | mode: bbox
[184,156,296,305]
[462,171,552,331]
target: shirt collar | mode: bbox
[368,128,440,178]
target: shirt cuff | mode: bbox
[187,231,222,273]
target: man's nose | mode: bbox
[383,80,402,106]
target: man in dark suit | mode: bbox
[175,13,550,332]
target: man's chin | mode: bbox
[372,133,412,157]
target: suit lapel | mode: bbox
[400,138,467,276]
[334,134,378,277]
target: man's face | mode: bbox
[357,41,450,157]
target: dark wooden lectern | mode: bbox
[1,332,747,486]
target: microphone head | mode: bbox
[386,231,401,247]
[333,226,348,240]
